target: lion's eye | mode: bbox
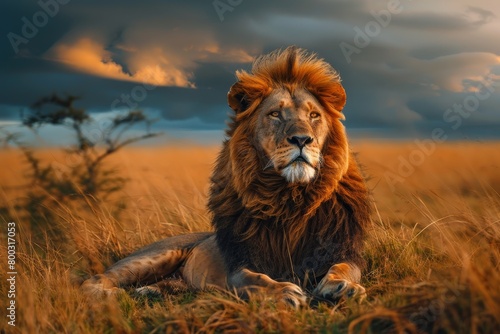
[310,112,320,119]
[269,111,280,118]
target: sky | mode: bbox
[1,0,499,145]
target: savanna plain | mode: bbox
[0,141,499,333]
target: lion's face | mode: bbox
[255,88,329,184]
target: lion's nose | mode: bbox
[287,135,314,149]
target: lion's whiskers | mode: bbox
[318,154,324,168]
[264,158,275,171]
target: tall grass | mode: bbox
[0,143,499,333]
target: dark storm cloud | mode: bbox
[0,109,20,120]
[1,0,499,140]
[0,58,235,126]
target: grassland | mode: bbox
[0,141,499,333]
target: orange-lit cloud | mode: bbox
[198,44,254,63]
[47,38,195,87]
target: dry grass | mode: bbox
[1,142,499,333]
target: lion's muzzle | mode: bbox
[281,148,318,184]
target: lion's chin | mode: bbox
[281,162,316,184]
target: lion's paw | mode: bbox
[135,285,162,296]
[276,282,307,308]
[80,274,125,297]
[313,279,366,303]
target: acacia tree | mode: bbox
[1,94,161,228]
[20,94,160,198]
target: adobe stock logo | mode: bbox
[7,0,71,54]
[213,0,243,22]
[384,76,497,191]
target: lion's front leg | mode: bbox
[228,268,307,308]
[313,263,366,303]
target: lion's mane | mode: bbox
[209,47,371,284]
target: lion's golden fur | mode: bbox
[209,47,371,283]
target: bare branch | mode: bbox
[91,132,161,170]
[2,94,162,201]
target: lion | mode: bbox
[81,46,371,307]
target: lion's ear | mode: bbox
[228,82,249,113]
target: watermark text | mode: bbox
[6,222,17,327]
